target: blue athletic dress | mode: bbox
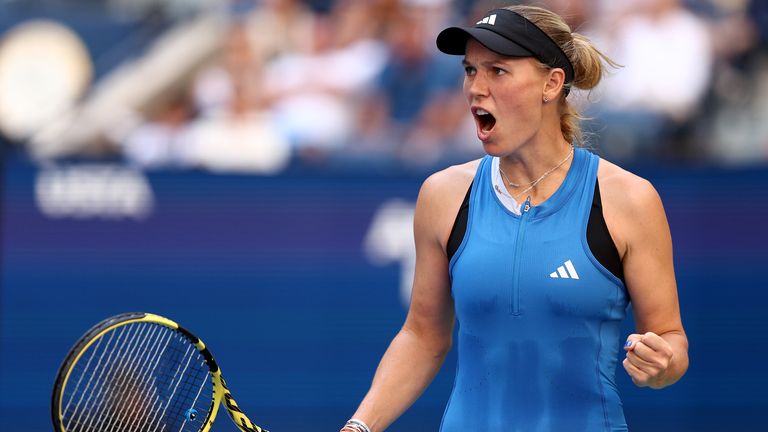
[442,148,629,431]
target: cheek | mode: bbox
[499,87,541,121]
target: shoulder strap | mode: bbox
[587,179,625,285]
[447,181,473,262]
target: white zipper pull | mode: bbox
[522,196,532,213]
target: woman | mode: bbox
[341,5,688,432]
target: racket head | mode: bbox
[51,312,221,432]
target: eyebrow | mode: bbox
[462,58,510,68]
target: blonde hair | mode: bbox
[504,5,618,146]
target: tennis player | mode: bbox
[340,5,688,432]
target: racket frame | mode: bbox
[51,312,267,432]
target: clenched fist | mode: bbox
[623,332,675,389]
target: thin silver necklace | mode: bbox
[499,145,574,199]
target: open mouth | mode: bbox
[473,108,497,133]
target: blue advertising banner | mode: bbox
[2,155,767,431]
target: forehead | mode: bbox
[463,38,529,64]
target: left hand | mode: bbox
[622,332,674,388]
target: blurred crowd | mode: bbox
[1,0,767,173]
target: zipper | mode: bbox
[511,196,532,315]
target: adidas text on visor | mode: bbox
[436,9,574,92]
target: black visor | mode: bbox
[436,9,575,87]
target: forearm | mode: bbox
[348,327,451,432]
[655,330,689,388]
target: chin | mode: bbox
[481,140,507,157]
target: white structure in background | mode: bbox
[364,199,416,307]
[0,20,93,142]
[25,12,229,160]
[36,164,154,220]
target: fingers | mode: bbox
[623,333,643,351]
[622,358,649,387]
[622,332,674,388]
[637,332,673,356]
[624,333,673,365]
[625,348,656,369]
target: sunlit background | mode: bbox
[1,0,767,430]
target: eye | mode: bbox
[464,64,477,76]
[493,67,506,76]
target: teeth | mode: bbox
[475,108,489,115]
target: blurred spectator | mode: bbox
[539,0,593,31]
[182,102,290,174]
[243,0,317,62]
[399,90,478,167]
[8,0,768,169]
[193,16,268,117]
[122,18,290,174]
[588,0,713,161]
[121,92,196,170]
[370,4,463,162]
[376,7,458,128]
[692,0,768,164]
[184,21,290,174]
[336,93,394,161]
[262,1,387,160]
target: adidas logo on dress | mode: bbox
[550,260,579,279]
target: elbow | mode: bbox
[670,349,690,386]
[400,325,453,360]
[420,330,453,360]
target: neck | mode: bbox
[499,133,573,184]
[496,130,575,205]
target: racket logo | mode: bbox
[185,408,199,421]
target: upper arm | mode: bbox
[402,166,474,351]
[622,181,683,335]
[600,164,685,337]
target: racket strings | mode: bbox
[102,324,168,432]
[60,322,213,432]
[117,326,176,432]
[87,323,157,431]
[65,322,138,431]
[72,323,155,431]
[146,333,210,432]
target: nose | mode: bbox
[465,73,489,101]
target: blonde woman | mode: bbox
[341,5,688,432]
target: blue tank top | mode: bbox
[443,148,629,432]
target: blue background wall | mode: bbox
[2,154,767,431]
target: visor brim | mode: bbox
[436,26,534,57]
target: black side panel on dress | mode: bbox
[587,180,625,285]
[446,179,625,285]
[447,181,473,262]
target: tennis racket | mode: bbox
[51,312,269,432]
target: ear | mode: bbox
[543,68,566,103]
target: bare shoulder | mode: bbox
[597,159,664,215]
[421,159,480,198]
[597,159,669,257]
[416,159,481,248]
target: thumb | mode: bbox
[624,334,643,351]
